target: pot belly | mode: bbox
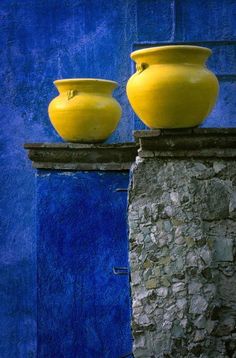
[127,65,219,128]
[48,95,121,142]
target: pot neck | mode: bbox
[54,79,118,95]
[131,46,212,66]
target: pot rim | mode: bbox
[131,45,212,60]
[53,78,118,86]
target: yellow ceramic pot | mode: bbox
[126,45,219,128]
[48,78,122,142]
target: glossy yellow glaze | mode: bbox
[48,79,122,142]
[126,45,219,128]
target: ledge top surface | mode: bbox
[134,127,236,138]
[24,142,138,171]
[24,128,236,170]
[24,142,136,149]
[134,128,236,158]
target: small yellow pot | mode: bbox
[48,78,122,142]
[126,45,219,128]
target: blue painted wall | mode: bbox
[37,171,132,358]
[0,1,235,356]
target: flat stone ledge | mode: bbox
[134,128,236,158]
[24,142,138,171]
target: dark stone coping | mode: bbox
[134,128,236,158]
[24,142,138,171]
[24,129,236,170]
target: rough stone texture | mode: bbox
[128,130,236,357]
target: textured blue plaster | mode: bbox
[36,171,132,358]
[175,0,236,41]
[0,1,236,356]
[137,0,176,42]
[0,169,36,358]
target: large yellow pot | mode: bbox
[126,45,219,128]
[48,78,122,142]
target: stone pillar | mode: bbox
[128,129,236,357]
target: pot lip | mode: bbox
[131,45,212,60]
[53,78,118,86]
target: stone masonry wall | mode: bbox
[128,153,236,357]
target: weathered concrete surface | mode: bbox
[24,143,137,170]
[135,128,236,159]
[128,130,236,357]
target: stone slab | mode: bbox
[134,128,236,158]
[24,143,138,171]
